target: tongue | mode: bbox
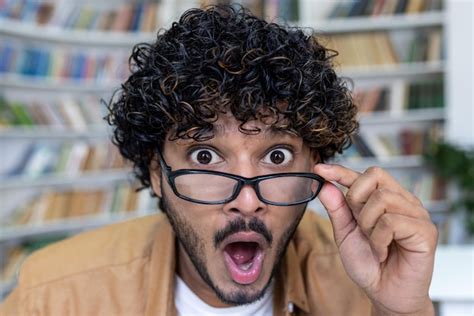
[223,241,264,285]
[225,242,257,265]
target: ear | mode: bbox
[310,149,321,165]
[149,157,162,198]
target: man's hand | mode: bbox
[314,164,438,315]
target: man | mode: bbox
[0,5,437,316]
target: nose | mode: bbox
[222,183,267,217]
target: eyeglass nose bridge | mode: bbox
[228,177,266,204]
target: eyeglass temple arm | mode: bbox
[157,150,172,173]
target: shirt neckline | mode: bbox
[175,275,274,315]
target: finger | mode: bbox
[314,163,361,188]
[315,164,423,208]
[357,188,431,238]
[317,181,357,246]
[333,166,424,218]
[369,213,438,263]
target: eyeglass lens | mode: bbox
[173,173,319,204]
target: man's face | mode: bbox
[150,114,318,306]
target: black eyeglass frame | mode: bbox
[157,152,325,206]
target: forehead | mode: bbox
[171,114,303,147]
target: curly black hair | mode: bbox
[106,4,358,189]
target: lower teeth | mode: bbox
[239,261,253,271]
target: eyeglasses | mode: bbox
[158,152,325,206]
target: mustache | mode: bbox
[213,217,273,249]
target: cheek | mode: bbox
[268,206,305,246]
[163,186,221,246]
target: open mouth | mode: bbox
[222,234,266,285]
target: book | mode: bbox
[327,32,400,68]
[1,141,127,178]
[0,1,164,33]
[352,134,376,157]
[0,43,130,81]
[2,182,148,227]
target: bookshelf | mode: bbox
[0,0,165,300]
[1,0,472,312]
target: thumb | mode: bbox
[318,181,357,246]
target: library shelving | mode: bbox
[0,0,165,300]
[1,1,471,312]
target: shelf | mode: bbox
[0,62,444,93]
[0,11,444,43]
[0,73,121,93]
[309,198,449,216]
[358,108,446,125]
[0,212,152,243]
[0,19,155,47]
[300,11,445,33]
[333,155,425,170]
[339,61,445,81]
[0,169,133,190]
[0,126,110,140]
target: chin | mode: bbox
[210,248,275,305]
[212,272,273,306]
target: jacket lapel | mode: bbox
[144,215,177,316]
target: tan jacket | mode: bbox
[0,211,371,315]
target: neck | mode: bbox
[176,242,231,308]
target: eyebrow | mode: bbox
[212,123,295,139]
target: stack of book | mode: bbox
[0,0,162,33]
[0,95,106,130]
[2,142,127,179]
[348,125,442,159]
[326,29,442,68]
[197,0,299,21]
[0,41,129,81]
[326,0,443,18]
[2,183,155,227]
[399,171,446,202]
[354,86,390,113]
[354,78,444,113]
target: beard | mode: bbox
[159,188,307,306]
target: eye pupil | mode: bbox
[197,150,212,164]
[270,150,285,164]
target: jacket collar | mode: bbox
[144,214,310,315]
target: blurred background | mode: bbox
[0,0,472,314]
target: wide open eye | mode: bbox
[190,148,223,165]
[262,148,293,166]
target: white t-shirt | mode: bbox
[175,275,274,316]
